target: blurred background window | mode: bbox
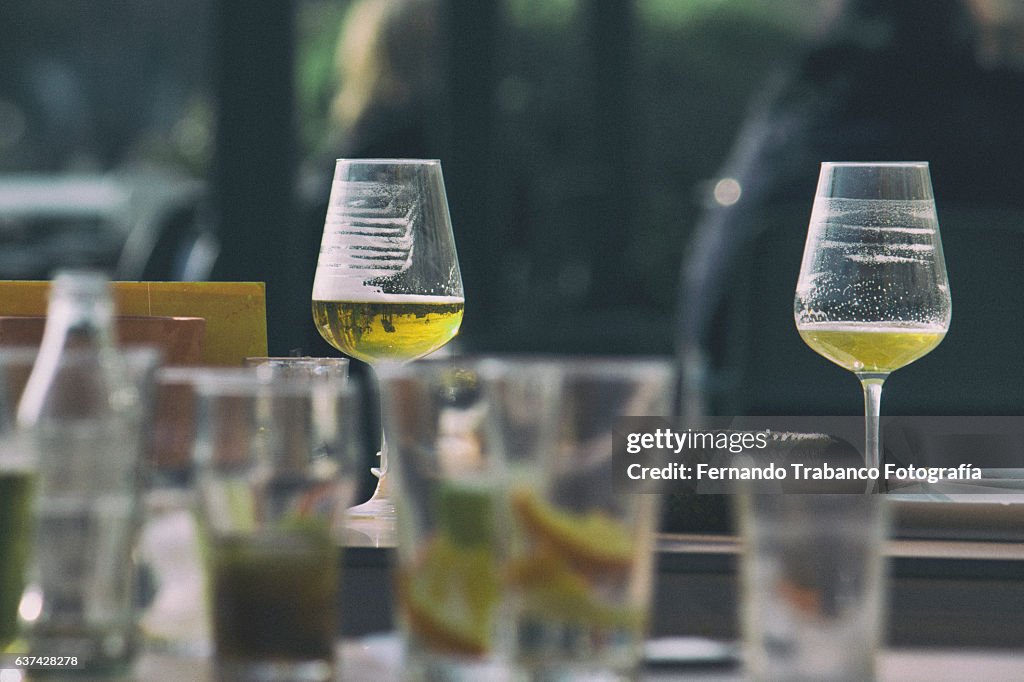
[0,0,214,282]
[0,0,213,174]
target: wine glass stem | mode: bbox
[375,425,389,481]
[370,402,390,497]
[858,374,887,491]
[370,363,391,481]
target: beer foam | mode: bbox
[797,321,949,334]
[313,267,462,302]
[312,289,464,305]
[312,274,380,300]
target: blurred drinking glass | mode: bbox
[0,349,38,654]
[739,494,888,681]
[380,359,522,680]
[138,367,210,655]
[502,358,675,680]
[17,269,152,672]
[191,368,359,682]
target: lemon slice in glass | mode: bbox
[508,549,645,630]
[398,536,500,656]
[511,488,633,572]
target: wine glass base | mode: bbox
[344,481,396,547]
[342,512,395,548]
[347,495,395,520]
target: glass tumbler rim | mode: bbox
[158,366,351,397]
[821,161,929,168]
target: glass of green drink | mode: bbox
[0,349,38,653]
[191,367,359,682]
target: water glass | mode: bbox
[379,360,522,681]
[739,494,888,681]
[191,368,359,682]
[502,358,675,680]
[18,347,159,672]
[138,367,210,655]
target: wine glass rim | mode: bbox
[821,161,929,168]
[334,158,441,165]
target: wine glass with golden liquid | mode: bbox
[795,162,951,490]
[312,159,464,534]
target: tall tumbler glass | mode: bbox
[191,368,359,682]
[379,359,539,681]
[139,366,210,656]
[740,494,888,682]
[503,358,675,680]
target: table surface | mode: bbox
[105,497,1024,675]
[111,642,1024,681]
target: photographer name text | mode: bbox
[627,461,981,484]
